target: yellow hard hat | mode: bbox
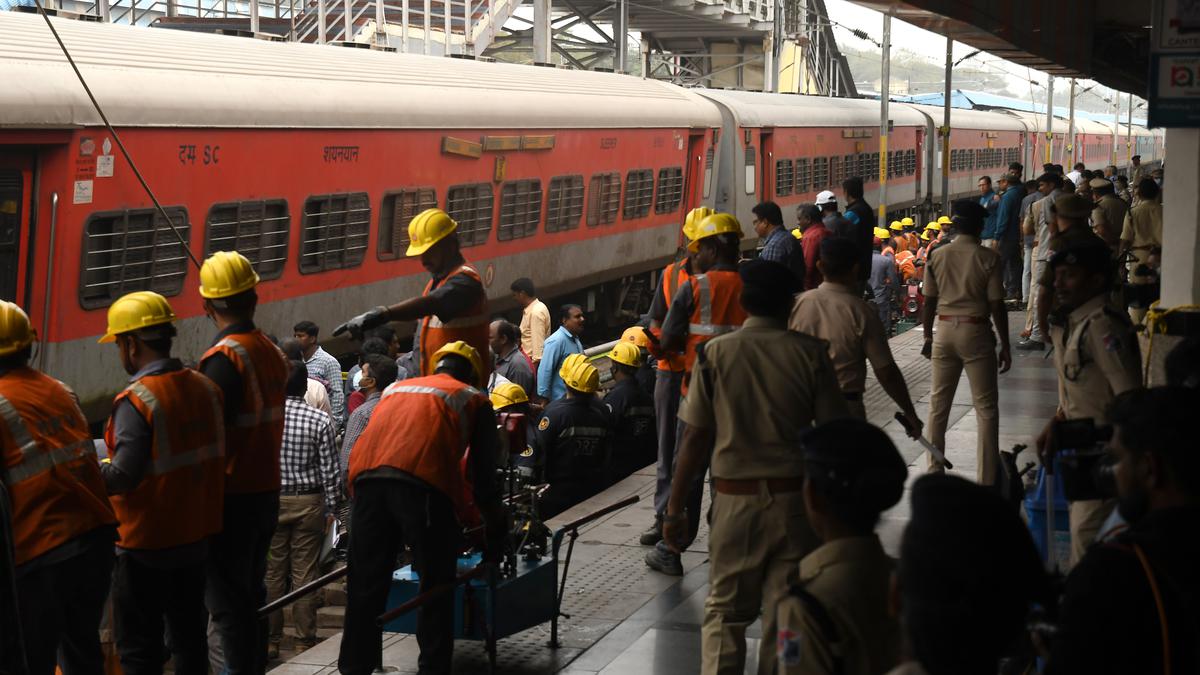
[0,301,33,357]
[926,222,942,232]
[873,227,890,240]
[199,251,259,299]
[406,208,458,257]
[921,231,932,241]
[791,228,803,240]
[687,213,743,253]
[609,341,643,368]
[489,382,528,409]
[620,326,651,350]
[901,217,914,227]
[937,216,952,224]
[889,221,904,232]
[683,207,716,242]
[99,291,176,344]
[432,340,483,387]
[560,355,599,394]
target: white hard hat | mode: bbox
[815,190,837,206]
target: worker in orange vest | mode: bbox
[338,341,504,675]
[641,206,710,548]
[336,209,490,383]
[98,291,226,675]
[0,301,117,675]
[197,251,289,675]
[647,212,748,576]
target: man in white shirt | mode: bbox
[511,277,552,372]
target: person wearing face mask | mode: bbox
[1046,386,1200,675]
[1036,244,1141,566]
[100,291,226,675]
[197,250,289,675]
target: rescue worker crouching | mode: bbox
[100,292,226,675]
[490,382,537,477]
[339,341,504,675]
[534,354,611,519]
[604,341,657,482]
[775,419,908,675]
[619,325,656,399]
[336,208,491,384]
[196,250,289,675]
[0,301,118,675]
[646,212,748,576]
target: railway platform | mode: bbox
[268,311,1055,674]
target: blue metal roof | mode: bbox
[889,89,1146,127]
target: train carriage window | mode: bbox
[655,167,685,214]
[378,188,436,260]
[843,154,853,182]
[446,183,494,246]
[546,175,584,232]
[205,200,289,279]
[794,158,810,193]
[774,160,794,197]
[870,153,880,182]
[587,172,621,226]
[498,179,543,241]
[80,207,190,309]
[829,156,841,186]
[703,148,715,198]
[623,169,654,220]
[812,157,828,190]
[300,192,370,274]
[744,147,756,195]
[904,149,916,176]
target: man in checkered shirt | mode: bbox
[293,320,346,425]
[265,360,342,658]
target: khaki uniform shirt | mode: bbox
[1034,189,1063,261]
[1049,294,1142,423]
[1121,201,1163,263]
[923,235,1004,317]
[788,282,895,394]
[1091,195,1129,244]
[679,316,848,480]
[520,299,552,361]
[1038,225,1108,287]
[776,536,901,675]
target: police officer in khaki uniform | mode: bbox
[789,237,923,431]
[1037,244,1141,565]
[1034,195,1110,342]
[774,419,907,675]
[1119,179,1163,324]
[922,200,1011,486]
[663,260,848,675]
[1089,178,1128,249]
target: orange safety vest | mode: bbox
[682,270,747,394]
[657,259,689,373]
[0,368,116,567]
[894,250,917,282]
[347,373,489,515]
[417,264,491,382]
[103,368,226,550]
[200,330,287,495]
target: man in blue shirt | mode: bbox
[753,201,803,283]
[977,176,999,248]
[535,304,585,403]
[992,174,1026,301]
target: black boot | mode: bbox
[639,516,662,546]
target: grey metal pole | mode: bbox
[615,0,628,73]
[940,34,951,211]
[1113,94,1120,166]
[879,11,891,219]
[1126,92,1133,166]
[1044,76,1055,166]
[533,0,551,63]
[1066,78,1076,168]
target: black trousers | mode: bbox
[539,478,607,520]
[112,554,208,675]
[16,537,114,675]
[205,492,279,675]
[339,479,460,675]
[1001,232,1023,299]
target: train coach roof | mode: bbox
[903,103,1028,133]
[0,11,722,130]
[694,90,929,128]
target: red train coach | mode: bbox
[0,11,721,420]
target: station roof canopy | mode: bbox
[845,1,1151,95]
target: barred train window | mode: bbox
[774,159,794,197]
[80,207,190,309]
[546,175,584,232]
[446,183,493,247]
[794,158,810,193]
[829,156,841,186]
[587,173,621,226]
[498,179,542,241]
[905,149,916,176]
[871,153,880,182]
[655,167,684,214]
[300,193,369,274]
[378,188,437,260]
[812,157,828,190]
[205,200,289,280]
[623,169,654,220]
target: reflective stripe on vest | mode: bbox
[626,406,655,417]
[218,337,285,427]
[0,394,92,485]
[558,426,608,439]
[382,382,479,442]
[125,381,223,475]
[688,274,742,337]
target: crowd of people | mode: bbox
[0,147,1192,675]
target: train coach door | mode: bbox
[0,151,33,304]
[682,131,708,212]
[760,129,774,201]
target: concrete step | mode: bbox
[317,605,345,629]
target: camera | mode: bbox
[1052,418,1117,502]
